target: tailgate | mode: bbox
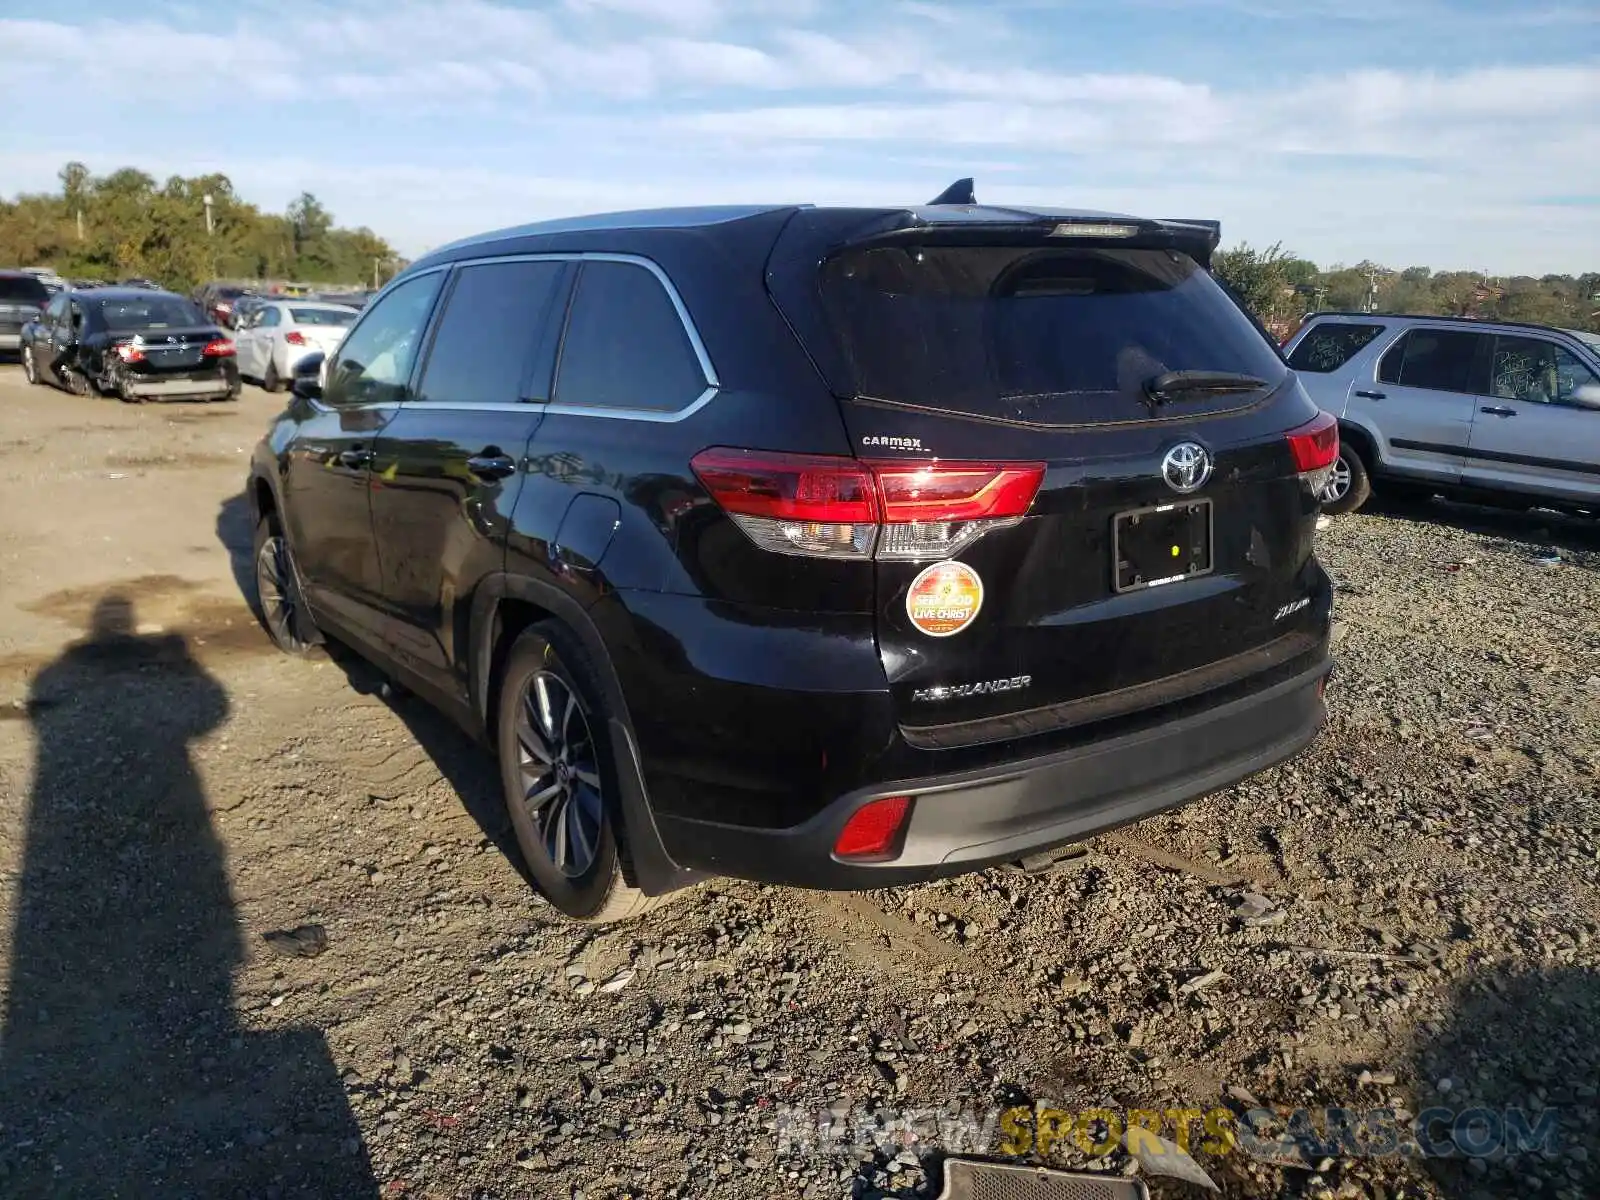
[765,228,1331,742]
[847,401,1326,742]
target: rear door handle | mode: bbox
[1355,390,1386,400]
[336,447,374,468]
[466,450,517,480]
[1479,405,1516,417]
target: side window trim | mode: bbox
[398,251,719,422]
[312,266,448,412]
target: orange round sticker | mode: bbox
[906,561,984,638]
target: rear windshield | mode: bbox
[289,307,356,326]
[1287,322,1385,373]
[814,245,1287,425]
[98,297,205,331]
[0,275,50,303]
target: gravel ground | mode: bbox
[0,365,1595,1200]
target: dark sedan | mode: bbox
[20,288,239,402]
[0,270,52,358]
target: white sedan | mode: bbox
[232,300,359,392]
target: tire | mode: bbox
[1319,447,1371,515]
[251,515,322,656]
[63,367,90,397]
[262,358,282,393]
[496,621,670,923]
[21,345,43,386]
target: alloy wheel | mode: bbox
[254,533,302,649]
[515,671,604,878]
[1319,454,1352,504]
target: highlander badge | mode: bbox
[911,675,1032,703]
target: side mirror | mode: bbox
[290,351,326,400]
[1571,383,1600,411]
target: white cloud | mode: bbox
[2,2,1596,274]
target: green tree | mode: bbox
[0,164,398,293]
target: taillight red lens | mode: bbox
[690,449,1046,561]
[284,330,307,346]
[872,462,1045,522]
[834,796,911,860]
[202,338,235,357]
[1286,411,1339,473]
[690,449,877,522]
[114,342,145,364]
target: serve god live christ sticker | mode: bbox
[906,561,984,637]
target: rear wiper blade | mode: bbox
[1144,370,1269,406]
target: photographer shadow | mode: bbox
[0,594,376,1198]
[1410,963,1599,1198]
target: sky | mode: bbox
[1,0,1596,274]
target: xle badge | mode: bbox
[906,561,984,638]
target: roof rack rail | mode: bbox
[1307,310,1593,338]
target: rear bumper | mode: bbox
[657,656,1330,888]
[122,374,234,399]
[0,332,21,350]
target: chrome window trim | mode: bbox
[422,250,720,422]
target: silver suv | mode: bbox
[1283,313,1600,515]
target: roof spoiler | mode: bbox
[1156,219,1222,268]
[928,177,976,206]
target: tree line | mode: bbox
[0,162,401,293]
[1212,242,1600,338]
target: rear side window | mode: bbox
[418,260,567,405]
[809,245,1287,427]
[554,261,706,412]
[0,275,50,304]
[1287,323,1383,373]
[1377,329,1487,394]
[1491,336,1599,408]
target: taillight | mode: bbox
[114,342,145,364]
[202,338,235,357]
[1286,410,1339,493]
[834,796,911,860]
[872,461,1045,560]
[689,449,1045,561]
[284,330,307,346]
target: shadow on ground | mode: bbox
[322,643,529,883]
[1376,493,1600,568]
[213,489,524,879]
[0,592,377,1198]
[216,491,256,607]
[1409,963,1599,1199]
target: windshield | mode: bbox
[98,297,205,332]
[0,276,50,304]
[814,244,1287,425]
[290,306,356,326]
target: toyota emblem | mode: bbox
[1161,442,1212,494]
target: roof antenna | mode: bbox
[928,177,975,206]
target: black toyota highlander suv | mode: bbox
[247,186,1337,922]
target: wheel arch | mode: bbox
[1337,418,1380,472]
[469,573,698,896]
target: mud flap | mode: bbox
[936,1158,1148,1200]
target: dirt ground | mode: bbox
[0,365,1595,1200]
